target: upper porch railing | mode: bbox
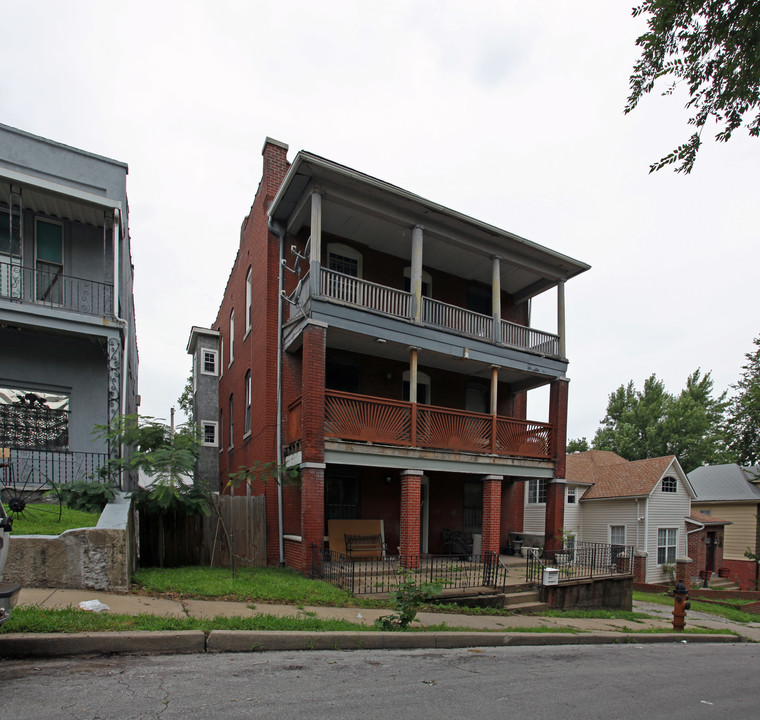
[287,390,552,460]
[318,267,559,356]
[0,261,113,318]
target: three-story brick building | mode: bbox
[203,138,588,571]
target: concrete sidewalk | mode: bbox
[0,587,753,658]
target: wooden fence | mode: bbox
[138,494,266,568]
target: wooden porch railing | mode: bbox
[422,297,493,340]
[313,390,552,459]
[321,268,411,318]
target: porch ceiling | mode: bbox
[270,152,589,301]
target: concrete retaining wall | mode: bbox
[3,493,133,592]
[540,576,633,611]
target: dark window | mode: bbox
[326,359,361,394]
[662,477,677,493]
[528,478,547,504]
[228,394,234,448]
[325,475,360,522]
[463,481,483,534]
[466,285,491,316]
[244,371,251,435]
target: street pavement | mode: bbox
[0,586,757,657]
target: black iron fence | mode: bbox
[0,404,69,449]
[312,546,509,595]
[0,448,110,488]
[526,541,635,585]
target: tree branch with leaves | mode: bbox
[626,1,760,173]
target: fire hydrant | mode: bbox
[672,581,690,631]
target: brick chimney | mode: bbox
[262,137,289,207]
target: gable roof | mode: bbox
[687,510,731,526]
[688,464,760,503]
[567,451,686,500]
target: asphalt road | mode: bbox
[3,643,758,720]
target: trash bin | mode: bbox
[542,567,559,586]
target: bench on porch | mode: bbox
[344,533,386,559]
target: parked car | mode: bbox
[0,498,21,625]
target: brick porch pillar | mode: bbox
[676,556,692,586]
[299,321,326,572]
[545,378,569,555]
[482,475,503,556]
[633,551,647,583]
[300,463,325,572]
[400,470,423,568]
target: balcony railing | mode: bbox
[0,261,113,318]
[0,448,110,488]
[318,266,559,356]
[318,390,552,459]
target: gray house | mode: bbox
[0,124,138,490]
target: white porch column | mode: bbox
[409,347,418,403]
[490,365,499,415]
[411,225,424,322]
[309,189,323,297]
[557,278,566,358]
[491,255,501,343]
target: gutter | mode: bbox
[112,208,129,490]
[269,219,286,566]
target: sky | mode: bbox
[2,1,757,442]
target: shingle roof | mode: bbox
[687,510,731,526]
[688,464,760,502]
[567,451,680,500]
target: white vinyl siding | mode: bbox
[645,462,692,582]
[578,499,638,549]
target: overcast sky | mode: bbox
[3,1,757,442]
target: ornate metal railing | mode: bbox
[0,261,113,318]
[422,297,493,340]
[0,404,69,449]
[321,390,552,459]
[312,547,508,595]
[525,542,635,585]
[0,448,110,488]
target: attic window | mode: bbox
[662,477,677,493]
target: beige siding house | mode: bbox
[532,451,695,583]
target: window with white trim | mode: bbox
[229,310,235,366]
[202,421,218,447]
[657,528,678,564]
[228,394,234,449]
[245,268,252,334]
[610,525,626,546]
[661,476,677,493]
[327,243,362,278]
[244,370,251,436]
[566,486,576,504]
[527,478,547,504]
[402,370,431,405]
[201,349,218,376]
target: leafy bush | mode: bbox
[375,572,442,630]
[57,481,117,513]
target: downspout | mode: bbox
[269,218,286,566]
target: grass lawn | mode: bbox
[8,504,101,535]
[633,589,760,624]
[132,566,386,608]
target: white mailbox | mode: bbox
[542,567,559,586]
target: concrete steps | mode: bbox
[701,574,741,592]
[502,588,548,614]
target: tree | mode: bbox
[725,335,760,464]
[592,370,727,472]
[177,373,193,420]
[567,437,590,453]
[625,1,760,174]
[95,415,210,515]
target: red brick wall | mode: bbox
[501,479,525,546]
[213,139,291,565]
[549,379,569,478]
[482,477,502,555]
[300,465,325,572]
[400,471,422,566]
[427,473,465,554]
[721,558,759,591]
[687,528,725,584]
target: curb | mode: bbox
[0,630,739,658]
